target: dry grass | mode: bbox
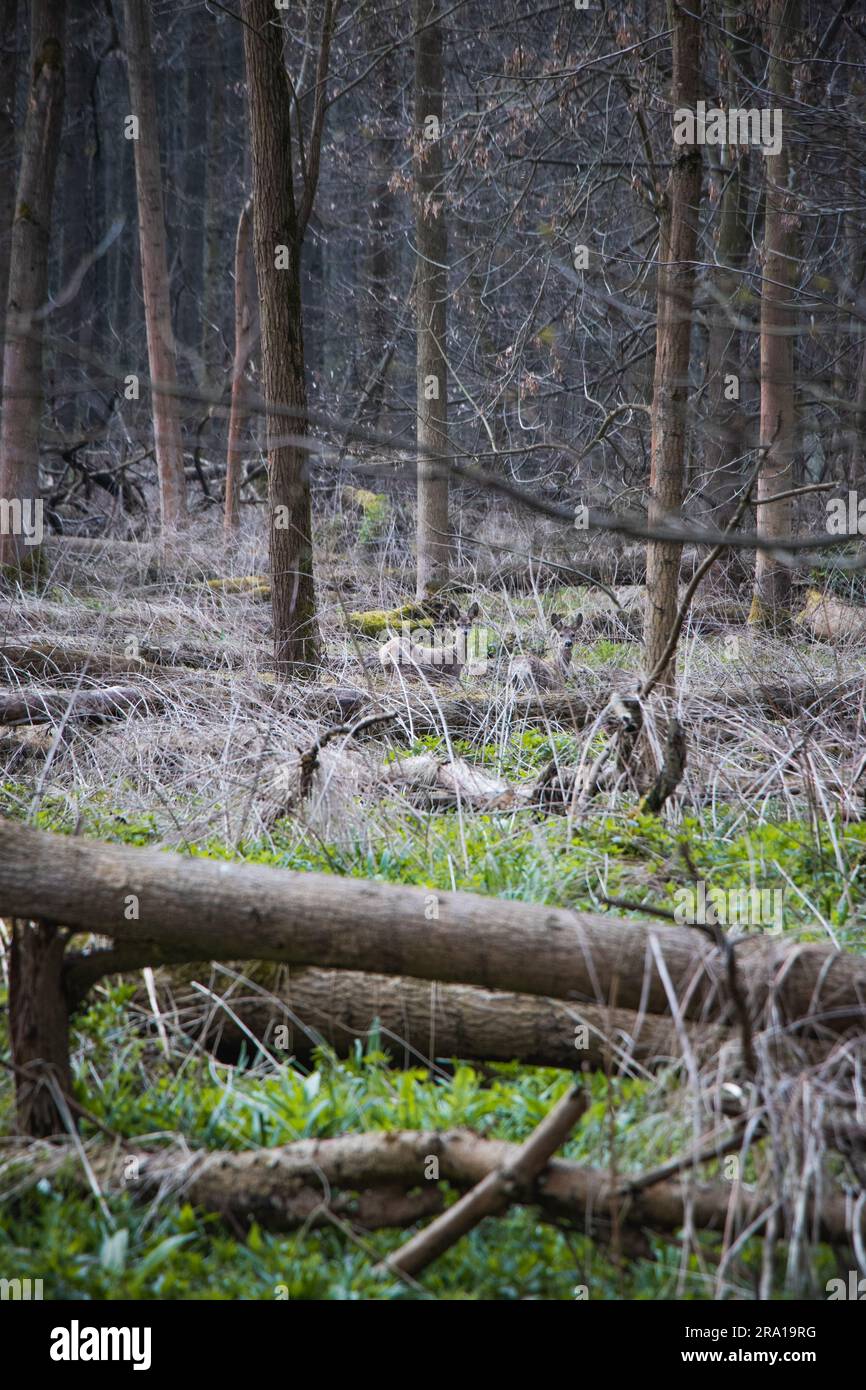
[2,507,865,849]
[2,508,866,1294]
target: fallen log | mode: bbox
[134,964,726,1071]
[0,819,857,1033]
[0,641,154,681]
[206,574,270,599]
[0,684,158,726]
[470,544,757,593]
[0,638,241,680]
[38,536,163,559]
[73,1127,856,1249]
[313,676,865,743]
[709,675,866,720]
[313,687,592,735]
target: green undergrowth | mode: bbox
[0,997,836,1300]
[1,782,862,1298]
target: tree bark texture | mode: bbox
[751,0,799,629]
[123,0,188,529]
[0,819,859,1036]
[643,0,702,690]
[413,0,450,598]
[242,0,318,673]
[0,0,65,566]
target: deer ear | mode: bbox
[550,612,563,630]
[441,600,458,619]
[466,601,480,620]
[573,612,584,630]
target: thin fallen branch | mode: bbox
[297,710,398,802]
[381,1083,589,1280]
[616,1115,751,1197]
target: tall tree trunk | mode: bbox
[750,0,799,629]
[242,0,318,673]
[359,127,395,432]
[201,9,227,384]
[702,7,753,527]
[0,0,65,568]
[56,1,98,431]
[413,0,450,599]
[642,0,702,689]
[224,195,256,536]
[0,0,19,402]
[177,4,206,366]
[122,0,187,531]
[92,5,122,356]
[830,111,862,483]
[358,4,397,433]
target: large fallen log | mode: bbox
[74,1127,855,1249]
[0,684,158,726]
[313,687,592,734]
[0,641,154,681]
[313,675,865,742]
[0,818,860,1035]
[0,638,241,680]
[137,964,726,1071]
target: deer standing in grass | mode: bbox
[378,602,481,682]
[507,612,583,691]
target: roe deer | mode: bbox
[507,612,583,691]
[378,601,481,681]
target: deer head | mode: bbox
[550,611,584,668]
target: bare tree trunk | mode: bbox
[0,0,19,401]
[702,8,753,528]
[750,0,799,630]
[224,195,256,536]
[0,0,65,568]
[359,124,395,432]
[177,5,206,362]
[413,0,450,598]
[853,335,866,476]
[242,0,318,673]
[56,1,98,432]
[642,0,702,690]
[122,0,187,531]
[201,9,226,382]
[358,4,397,433]
[9,919,72,1137]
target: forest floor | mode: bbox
[2,504,866,1298]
